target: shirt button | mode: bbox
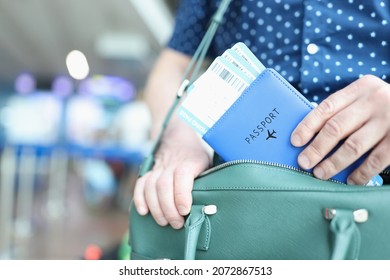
[307,43,319,55]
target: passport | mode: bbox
[178,42,382,185]
[202,68,377,184]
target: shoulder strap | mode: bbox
[139,0,232,176]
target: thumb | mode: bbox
[173,162,204,216]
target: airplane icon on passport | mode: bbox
[266,129,277,140]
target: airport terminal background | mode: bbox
[0,0,180,259]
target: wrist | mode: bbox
[163,120,213,162]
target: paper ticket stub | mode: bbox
[221,49,258,81]
[178,42,265,136]
[178,56,251,135]
[231,42,266,73]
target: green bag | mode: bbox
[129,161,390,260]
[128,0,390,260]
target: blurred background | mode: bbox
[0,0,179,260]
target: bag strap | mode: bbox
[139,0,232,176]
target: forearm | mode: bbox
[144,48,192,139]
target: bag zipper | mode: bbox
[201,159,345,185]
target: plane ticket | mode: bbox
[178,42,265,136]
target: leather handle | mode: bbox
[328,209,361,260]
[184,205,206,260]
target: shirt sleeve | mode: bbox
[167,0,216,56]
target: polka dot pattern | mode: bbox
[168,0,390,102]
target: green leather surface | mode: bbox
[129,162,390,260]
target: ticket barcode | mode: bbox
[210,61,249,93]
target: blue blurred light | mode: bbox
[14,73,36,94]
[52,75,74,97]
[78,75,136,102]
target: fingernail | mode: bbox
[157,217,168,226]
[298,154,310,169]
[178,205,188,216]
[314,167,324,179]
[291,134,302,146]
[171,221,183,229]
[137,206,147,215]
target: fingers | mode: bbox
[291,75,390,184]
[174,164,196,216]
[348,135,390,184]
[296,98,370,170]
[133,162,201,229]
[144,168,169,226]
[154,162,201,229]
[156,168,184,229]
[311,120,387,182]
[291,79,362,147]
[142,168,187,229]
[133,174,149,216]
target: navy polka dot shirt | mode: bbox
[168,0,390,102]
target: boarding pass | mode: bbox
[178,42,265,136]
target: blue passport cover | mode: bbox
[203,68,364,184]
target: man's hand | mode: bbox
[134,49,210,229]
[133,123,211,229]
[291,75,390,185]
